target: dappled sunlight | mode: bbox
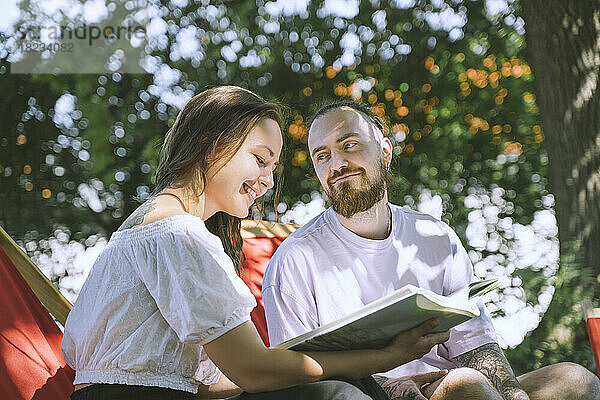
[571,132,600,181]
[277,191,327,225]
[580,169,600,240]
[573,69,598,110]
[414,219,445,237]
[416,189,443,220]
[571,10,600,111]
[461,187,558,347]
[31,233,107,303]
[408,186,559,348]
[392,242,418,262]
[492,304,541,347]
[3,0,594,373]
[1,324,61,372]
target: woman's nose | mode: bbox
[260,171,275,191]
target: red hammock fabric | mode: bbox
[0,246,75,400]
[586,312,600,377]
[240,237,286,347]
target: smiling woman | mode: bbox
[60,86,448,400]
[149,86,284,273]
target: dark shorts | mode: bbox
[70,384,195,400]
[70,377,387,400]
[231,377,387,400]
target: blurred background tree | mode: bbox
[0,0,596,374]
[506,0,600,372]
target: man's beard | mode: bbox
[326,159,389,218]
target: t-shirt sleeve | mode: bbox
[441,224,498,359]
[131,227,256,345]
[262,247,319,346]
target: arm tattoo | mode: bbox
[373,375,420,400]
[455,343,528,400]
[117,200,156,231]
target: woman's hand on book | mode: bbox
[382,318,450,367]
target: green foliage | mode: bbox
[2,0,547,234]
[505,240,596,375]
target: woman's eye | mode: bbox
[254,154,266,166]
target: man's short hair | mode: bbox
[308,100,388,137]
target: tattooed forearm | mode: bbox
[117,200,156,231]
[373,375,421,400]
[455,343,529,400]
[374,375,402,398]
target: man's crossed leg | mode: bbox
[419,362,599,400]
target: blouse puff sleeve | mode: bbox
[131,224,256,379]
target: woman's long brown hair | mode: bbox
[152,86,283,273]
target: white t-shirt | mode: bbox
[263,204,497,377]
[62,215,256,393]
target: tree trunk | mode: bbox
[510,0,600,372]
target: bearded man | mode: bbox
[262,101,599,400]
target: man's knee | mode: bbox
[520,362,600,400]
[306,380,371,400]
[437,368,498,400]
[549,362,600,400]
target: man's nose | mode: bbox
[330,151,348,173]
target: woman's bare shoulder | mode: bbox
[116,196,187,232]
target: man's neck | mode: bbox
[334,196,391,240]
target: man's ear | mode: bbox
[381,137,393,167]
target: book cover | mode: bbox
[275,278,499,352]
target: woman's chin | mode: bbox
[222,198,252,218]
[229,207,250,219]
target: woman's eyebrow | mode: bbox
[253,144,279,166]
[255,144,274,157]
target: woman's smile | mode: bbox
[242,182,259,203]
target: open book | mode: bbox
[274,278,500,352]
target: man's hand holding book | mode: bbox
[378,318,450,373]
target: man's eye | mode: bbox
[344,142,357,150]
[254,155,266,166]
[316,153,329,161]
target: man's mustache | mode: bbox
[328,167,365,186]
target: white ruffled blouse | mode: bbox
[61,215,256,393]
